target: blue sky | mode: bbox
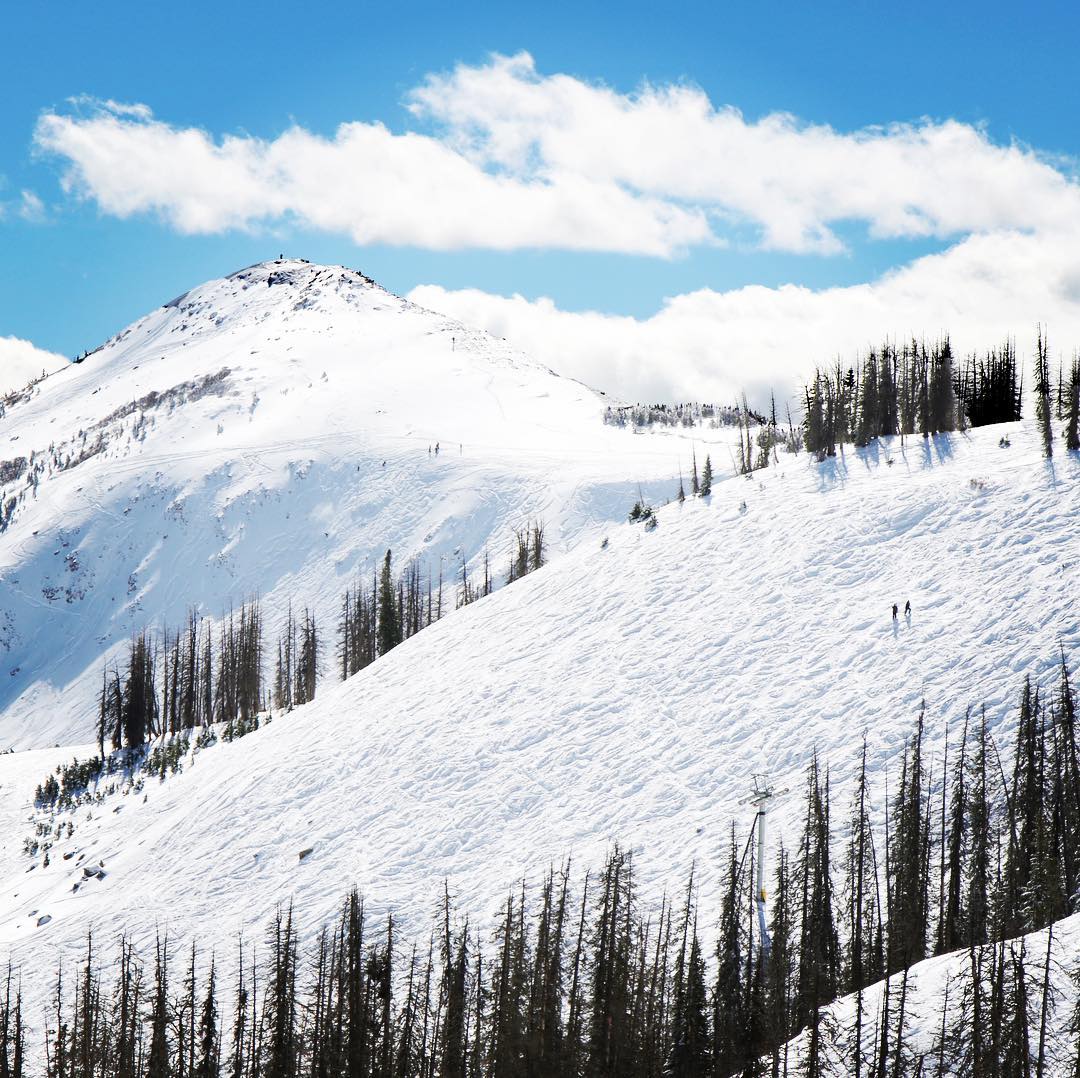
[3,1,1080,401]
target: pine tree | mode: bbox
[122,633,157,748]
[929,338,957,434]
[146,939,170,1078]
[264,906,298,1078]
[699,455,712,497]
[941,714,968,953]
[886,710,930,974]
[195,958,219,1078]
[1035,326,1054,459]
[1066,356,1080,452]
[855,354,880,447]
[530,521,545,573]
[845,739,883,1000]
[377,550,401,656]
[966,708,994,948]
[669,869,710,1078]
[879,347,898,438]
[794,758,839,1056]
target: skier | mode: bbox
[904,600,911,616]
[892,603,898,619]
[435,442,440,455]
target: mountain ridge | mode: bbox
[0,258,728,748]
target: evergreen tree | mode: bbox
[879,347,898,437]
[886,710,930,974]
[941,714,968,954]
[1035,327,1054,459]
[929,338,957,434]
[146,940,170,1078]
[122,633,157,748]
[1066,357,1080,452]
[194,958,219,1078]
[794,756,839,1057]
[966,708,994,948]
[377,550,401,656]
[699,456,712,497]
[668,870,710,1078]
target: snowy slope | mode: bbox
[0,259,734,748]
[790,912,1080,1073]
[0,415,1075,1008]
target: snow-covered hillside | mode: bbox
[0,259,733,749]
[0,413,1075,1008]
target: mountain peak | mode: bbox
[227,257,381,292]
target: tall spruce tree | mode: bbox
[1066,357,1080,452]
[377,549,401,656]
[1035,327,1054,458]
[886,710,930,974]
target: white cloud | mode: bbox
[17,190,45,222]
[409,52,1080,254]
[33,99,708,256]
[409,227,1080,408]
[33,53,1080,256]
[30,54,1080,404]
[0,337,68,396]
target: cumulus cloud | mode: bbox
[409,228,1080,407]
[33,98,708,256]
[33,52,1080,256]
[410,53,1080,254]
[0,337,68,395]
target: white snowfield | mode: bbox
[0,259,735,750]
[0,394,1075,1020]
[1,260,1078,1057]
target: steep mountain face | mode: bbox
[0,259,708,748]
[0,416,1075,1001]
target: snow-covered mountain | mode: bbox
[2,259,1079,1066]
[0,259,729,749]
[0,407,1076,997]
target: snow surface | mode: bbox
[0,407,1075,1027]
[1,260,1078,1058]
[0,259,736,749]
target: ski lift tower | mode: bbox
[746,774,787,961]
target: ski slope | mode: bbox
[0,259,737,749]
[0,412,1076,1017]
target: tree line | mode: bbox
[604,403,750,430]
[84,522,548,760]
[22,653,1080,1077]
[803,331,1080,461]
